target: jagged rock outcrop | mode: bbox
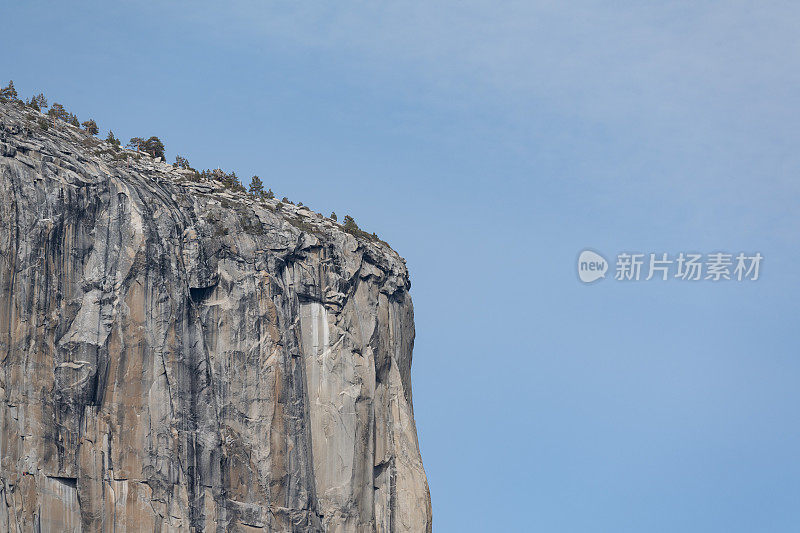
[0,100,431,532]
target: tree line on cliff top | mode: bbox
[1,79,383,240]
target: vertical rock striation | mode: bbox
[0,101,431,532]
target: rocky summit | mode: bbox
[0,100,431,532]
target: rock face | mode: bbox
[0,101,431,532]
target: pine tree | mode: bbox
[33,93,47,109]
[142,136,165,159]
[330,212,337,221]
[343,215,358,231]
[127,137,145,151]
[249,175,265,197]
[0,80,18,101]
[106,131,121,148]
[48,103,67,121]
[26,93,48,111]
[81,119,99,135]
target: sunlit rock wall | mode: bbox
[0,100,431,532]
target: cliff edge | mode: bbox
[0,100,431,532]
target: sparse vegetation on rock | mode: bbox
[174,155,191,169]
[48,103,68,121]
[126,136,164,158]
[343,214,385,244]
[25,93,47,111]
[45,102,80,126]
[0,80,18,101]
[0,79,367,233]
[82,119,99,135]
[143,136,165,159]
[127,137,144,150]
[106,131,121,149]
[249,175,265,197]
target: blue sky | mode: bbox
[3,2,800,531]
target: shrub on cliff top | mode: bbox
[343,215,360,233]
[127,137,144,150]
[220,170,245,192]
[82,119,99,135]
[46,102,80,127]
[199,168,246,193]
[25,93,47,111]
[249,175,265,197]
[106,131,121,149]
[342,215,384,245]
[174,155,191,169]
[142,136,165,159]
[0,80,18,101]
[48,103,69,122]
[126,136,165,159]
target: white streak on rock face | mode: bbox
[300,302,358,521]
[35,475,82,533]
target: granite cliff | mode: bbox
[0,100,431,532]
